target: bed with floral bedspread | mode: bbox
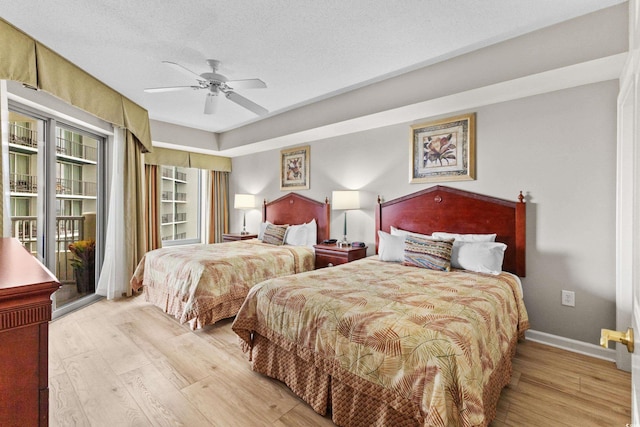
[131,239,314,329]
[232,257,529,427]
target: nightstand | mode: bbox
[222,233,258,242]
[313,243,368,269]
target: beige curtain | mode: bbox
[208,171,230,243]
[124,131,146,293]
[145,164,161,251]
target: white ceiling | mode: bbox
[0,0,626,135]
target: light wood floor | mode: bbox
[49,294,631,426]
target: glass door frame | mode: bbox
[8,101,107,316]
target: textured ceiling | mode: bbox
[0,0,626,134]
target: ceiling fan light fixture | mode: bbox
[204,92,218,115]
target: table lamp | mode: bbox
[234,194,255,235]
[332,190,360,246]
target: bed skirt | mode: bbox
[144,284,244,330]
[248,333,518,427]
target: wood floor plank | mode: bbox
[49,318,97,360]
[81,317,150,376]
[49,339,67,378]
[273,402,336,427]
[49,372,90,427]
[505,375,630,426]
[120,363,212,426]
[181,372,298,427]
[117,321,209,391]
[62,349,151,426]
[48,295,632,427]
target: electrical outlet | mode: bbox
[561,290,575,307]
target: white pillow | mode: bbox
[284,224,308,246]
[452,241,506,275]
[431,232,496,242]
[258,221,272,240]
[377,230,405,262]
[390,226,430,240]
[304,219,317,247]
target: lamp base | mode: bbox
[240,229,250,235]
[337,236,350,248]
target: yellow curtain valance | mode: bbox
[143,147,231,172]
[0,18,152,152]
[189,152,231,172]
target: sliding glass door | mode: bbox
[7,107,104,313]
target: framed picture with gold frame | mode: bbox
[410,113,476,183]
[280,145,310,190]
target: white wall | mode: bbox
[230,79,618,346]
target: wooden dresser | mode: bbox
[0,238,60,427]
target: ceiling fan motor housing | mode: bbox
[200,72,227,83]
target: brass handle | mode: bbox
[600,327,634,353]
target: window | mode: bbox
[10,197,30,216]
[160,166,201,245]
[56,199,82,216]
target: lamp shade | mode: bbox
[234,194,255,210]
[332,191,360,210]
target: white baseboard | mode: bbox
[525,329,616,362]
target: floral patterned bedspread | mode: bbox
[131,239,314,327]
[233,257,529,426]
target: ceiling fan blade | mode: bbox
[162,61,203,81]
[144,86,198,93]
[226,78,267,89]
[204,93,219,115]
[225,91,268,116]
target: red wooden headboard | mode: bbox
[375,186,526,276]
[263,193,331,243]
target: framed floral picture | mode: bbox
[280,145,310,190]
[410,113,476,183]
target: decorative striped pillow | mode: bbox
[403,235,454,271]
[262,224,289,245]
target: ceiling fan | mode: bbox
[144,59,268,116]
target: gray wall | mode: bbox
[230,79,618,346]
[147,5,625,347]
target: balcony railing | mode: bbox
[56,178,97,197]
[56,136,97,162]
[160,169,187,181]
[162,191,187,201]
[9,173,37,193]
[11,216,37,249]
[161,212,187,223]
[9,123,38,149]
[161,232,187,241]
[10,215,85,285]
